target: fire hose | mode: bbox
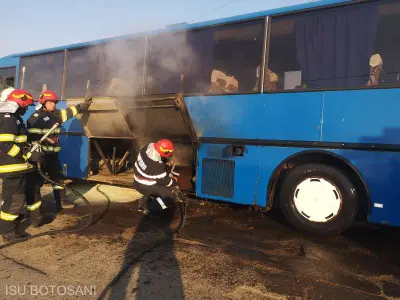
[0,123,95,250]
[0,121,190,297]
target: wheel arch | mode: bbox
[266,150,371,220]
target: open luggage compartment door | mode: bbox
[119,93,197,190]
[65,94,197,189]
[64,97,135,185]
[119,93,197,166]
[67,97,133,139]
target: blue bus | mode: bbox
[1,0,400,235]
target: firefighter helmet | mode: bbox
[6,89,34,107]
[154,139,174,158]
[39,90,58,104]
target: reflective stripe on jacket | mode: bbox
[0,113,33,176]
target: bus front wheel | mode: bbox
[279,163,358,236]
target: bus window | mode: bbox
[0,67,16,94]
[145,19,265,95]
[66,38,145,98]
[66,46,105,98]
[203,20,264,94]
[145,32,191,95]
[266,0,400,91]
[373,0,400,86]
[20,52,64,98]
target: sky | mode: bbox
[1,0,311,58]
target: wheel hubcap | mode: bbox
[293,177,342,223]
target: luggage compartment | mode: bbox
[65,93,196,190]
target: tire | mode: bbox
[279,163,358,236]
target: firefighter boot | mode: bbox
[55,188,74,210]
[137,196,148,213]
[2,231,30,243]
[29,207,45,228]
[61,199,75,209]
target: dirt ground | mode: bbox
[0,182,399,300]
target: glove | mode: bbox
[84,97,93,105]
[23,148,44,163]
[168,176,178,188]
[30,141,42,153]
[27,151,44,163]
[23,142,44,163]
[172,187,185,203]
[80,97,93,110]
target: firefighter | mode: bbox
[0,89,44,242]
[133,139,178,217]
[26,90,92,214]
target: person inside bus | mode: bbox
[208,69,239,93]
[366,53,383,87]
[253,65,279,91]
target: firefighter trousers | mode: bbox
[133,181,176,209]
[27,154,66,212]
[0,173,43,236]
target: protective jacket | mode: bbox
[27,104,85,153]
[133,143,177,187]
[0,102,33,176]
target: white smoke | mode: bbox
[86,30,200,98]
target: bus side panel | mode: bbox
[323,89,400,144]
[186,93,324,141]
[256,147,303,207]
[196,143,258,205]
[57,101,88,179]
[186,95,260,139]
[257,92,324,141]
[256,146,400,227]
[322,89,400,226]
[58,135,89,179]
[336,150,400,227]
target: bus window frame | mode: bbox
[64,38,147,99]
[262,0,400,94]
[16,1,381,99]
[0,67,16,93]
[143,17,267,98]
[64,44,106,99]
[19,51,66,97]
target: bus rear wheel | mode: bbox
[279,163,358,236]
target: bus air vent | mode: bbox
[201,159,235,198]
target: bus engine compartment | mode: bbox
[65,93,196,191]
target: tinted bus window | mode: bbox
[20,52,64,98]
[145,19,265,95]
[66,38,145,98]
[0,67,16,94]
[267,0,400,91]
[374,0,400,86]
[145,32,190,95]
